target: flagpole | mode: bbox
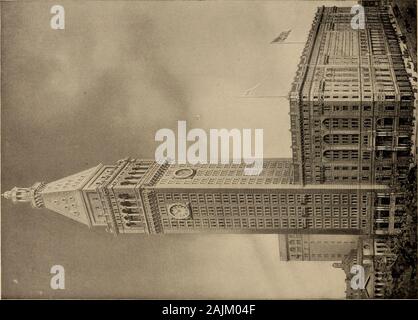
[271,42,305,44]
[235,95,289,99]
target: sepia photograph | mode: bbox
[1,0,417,301]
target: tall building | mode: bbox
[1,4,414,296]
[3,7,412,237]
[278,234,359,261]
[289,6,414,186]
[2,158,394,235]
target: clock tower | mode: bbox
[2,157,393,236]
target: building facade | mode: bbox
[2,6,413,239]
[332,236,397,298]
[1,4,415,296]
[289,6,414,186]
[278,234,360,261]
[2,158,393,236]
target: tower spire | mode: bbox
[1,183,46,208]
[2,164,104,227]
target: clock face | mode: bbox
[173,168,195,179]
[168,203,191,219]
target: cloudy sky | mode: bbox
[1,0,355,298]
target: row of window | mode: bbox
[157,193,363,205]
[159,177,294,186]
[162,217,362,230]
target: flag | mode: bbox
[271,29,292,43]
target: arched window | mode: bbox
[120,181,136,186]
[324,150,332,160]
[322,118,359,129]
[118,193,132,199]
[324,134,359,144]
[323,150,358,160]
[119,200,136,207]
[122,208,138,214]
[124,176,140,180]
